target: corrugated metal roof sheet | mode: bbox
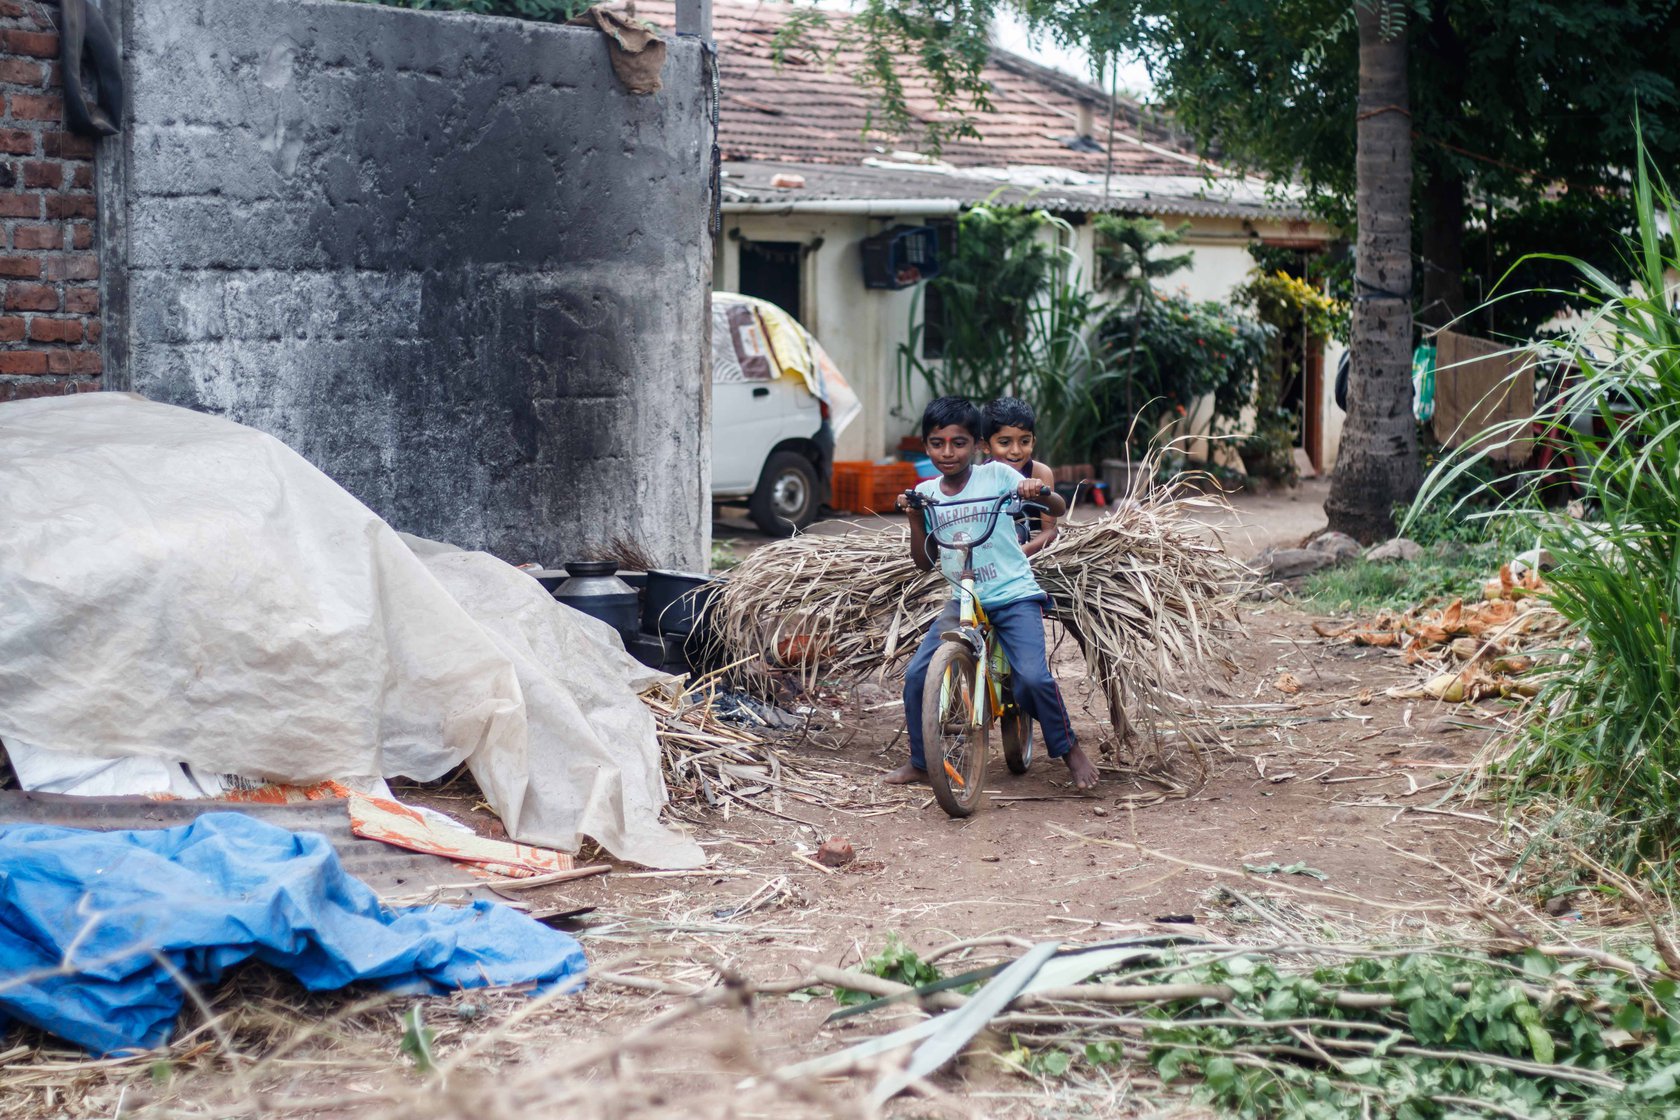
[720,160,1315,221]
[0,791,479,904]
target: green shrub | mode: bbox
[1413,141,1680,873]
[1400,434,1520,548]
[1229,269,1349,484]
[1093,287,1271,462]
[897,204,1115,464]
[830,934,941,1006]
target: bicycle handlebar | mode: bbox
[904,490,1046,554]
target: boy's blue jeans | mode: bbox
[902,594,1077,770]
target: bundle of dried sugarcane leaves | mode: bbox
[707,474,1252,763]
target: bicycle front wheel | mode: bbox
[923,641,989,817]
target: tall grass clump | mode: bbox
[1414,144,1680,873]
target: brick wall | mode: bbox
[0,0,100,403]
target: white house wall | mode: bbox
[717,212,926,462]
[1321,339,1347,470]
[717,209,1342,467]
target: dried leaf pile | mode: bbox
[0,973,859,1120]
[1314,563,1573,703]
[707,478,1250,753]
[641,682,851,822]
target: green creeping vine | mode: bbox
[1089,949,1680,1119]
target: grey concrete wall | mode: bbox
[98,0,711,568]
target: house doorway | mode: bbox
[738,239,804,324]
[1300,341,1323,473]
[1257,242,1327,474]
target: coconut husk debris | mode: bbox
[706,475,1252,756]
[1313,563,1572,703]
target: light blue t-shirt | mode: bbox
[916,461,1042,608]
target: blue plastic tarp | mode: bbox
[0,811,588,1055]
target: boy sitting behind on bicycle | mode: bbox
[982,396,1059,557]
[885,396,1101,791]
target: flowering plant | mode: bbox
[1095,287,1273,457]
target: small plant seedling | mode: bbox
[398,1006,436,1073]
[1007,1035,1073,1078]
[831,934,944,1005]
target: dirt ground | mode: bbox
[557,603,1490,948]
[20,482,1512,1120]
[448,479,1497,1116]
[372,596,1504,1118]
[554,603,1489,954]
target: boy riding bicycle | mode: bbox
[982,396,1060,557]
[885,397,1100,791]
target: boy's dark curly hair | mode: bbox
[982,397,1037,438]
[920,396,983,439]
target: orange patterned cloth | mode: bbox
[346,791,573,878]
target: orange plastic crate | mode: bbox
[830,461,874,515]
[830,461,920,515]
[863,462,920,514]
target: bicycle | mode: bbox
[902,489,1048,818]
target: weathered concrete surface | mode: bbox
[99,0,711,567]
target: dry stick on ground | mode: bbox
[792,930,1664,1105]
[488,865,611,891]
[921,934,1036,964]
[1049,824,1454,913]
[357,985,857,1120]
[1565,848,1680,976]
[642,680,865,824]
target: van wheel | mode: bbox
[749,451,820,536]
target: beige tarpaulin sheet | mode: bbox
[1431,330,1535,463]
[0,394,702,868]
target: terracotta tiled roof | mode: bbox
[636,0,1211,177]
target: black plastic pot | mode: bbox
[553,560,640,639]
[642,569,717,637]
[625,631,688,675]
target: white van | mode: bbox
[710,293,861,536]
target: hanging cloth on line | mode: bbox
[1412,343,1437,423]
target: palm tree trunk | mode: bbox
[1419,160,1467,330]
[1417,3,1468,332]
[1326,1,1420,542]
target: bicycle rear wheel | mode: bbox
[1001,703,1034,775]
[923,642,988,817]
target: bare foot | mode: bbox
[1062,743,1099,791]
[883,764,928,785]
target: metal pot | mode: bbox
[553,560,640,639]
[527,569,569,595]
